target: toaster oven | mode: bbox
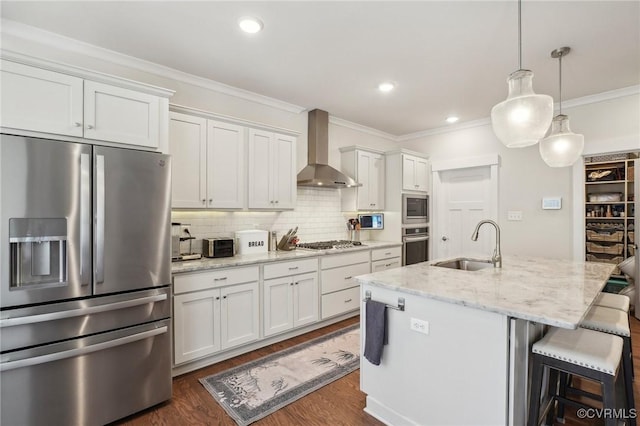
[202,238,235,258]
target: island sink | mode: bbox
[432,257,494,271]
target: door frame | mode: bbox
[431,154,500,260]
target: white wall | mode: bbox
[400,92,639,260]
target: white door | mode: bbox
[168,112,207,208]
[173,289,220,364]
[293,272,318,327]
[356,151,372,210]
[271,133,296,209]
[370,153,385,210]
[207,120,245,209]
[402,155,417,191]
[84,80,160,148]
[263,276,294,336]
[432,156,499,260]
[1,60,84,137]
[248,129,273,208]
[415,158,429,192]
[220,282,259,350]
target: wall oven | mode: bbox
[402,226,429,266]
[402,194,429,224]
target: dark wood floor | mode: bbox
[116,315,640,426]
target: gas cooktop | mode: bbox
[297,240,364,250]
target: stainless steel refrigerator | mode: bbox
[0,134,172,425]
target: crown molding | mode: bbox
[397,117,492,141]
[170,103,300,136]
[558,85,639,110]
[1,19,306,114]
[329,116,398,141]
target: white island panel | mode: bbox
[360,284,509,426]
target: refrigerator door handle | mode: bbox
[96,154,105,284]
[80,153,91,286]
[0,293,167,328]
[0,326,167,372]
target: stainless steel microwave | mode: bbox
[402,194,428,224]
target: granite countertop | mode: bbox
[355,255,616,329]
[172,240,402,274]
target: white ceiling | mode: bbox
[2,1,639,136]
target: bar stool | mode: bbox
[594,292,631,313]
[528,327,625,426]
[582,305,635,382]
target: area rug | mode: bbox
[199,324,360,426]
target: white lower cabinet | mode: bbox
[320,251,370,319]
[371,246,402,272]
[263,259,319,337]
[173,267,259,365]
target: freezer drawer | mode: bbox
[0,286,170,352]
[1,319,172,426]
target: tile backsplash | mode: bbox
[172,188,356,253]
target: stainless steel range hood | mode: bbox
[297,109,361,188]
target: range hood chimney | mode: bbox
[296,109,361,188]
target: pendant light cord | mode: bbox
[518,0,522,69]
[558,53,563,115]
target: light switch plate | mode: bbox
[507,211,523,221]
[542,197,562,210]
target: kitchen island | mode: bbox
[355,255,615,426]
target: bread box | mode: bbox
[235,230,269,255]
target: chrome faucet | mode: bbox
[471,219,502,268]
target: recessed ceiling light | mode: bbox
[446,116,459,124]
[378,82,395,92]
[238,17,263,34]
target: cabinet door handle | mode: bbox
[385,252,392,255]
[214,277,227,281]
[344,276,352,280]
[288,266,299,270]
[74,122,82,127]
[294,282,298,285]
[223,296,227,299]
[290,282,294,286]
[202,199,206,204]
[215,297,220,300]
[275,200,279,204]
[87,124,94,129]
[344,298,352,303]
[415,184,419,188]
[442,236,448,241]
[209,199,213,203]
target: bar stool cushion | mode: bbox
[532,327,623,376]
[581,305,630,337]
[593,293,630,313]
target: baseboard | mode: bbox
[364,396,419,426]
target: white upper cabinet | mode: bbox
[248,129,296,209]
[340,146,385,211]
[168,112,207,208]
[0,57,172,150]
[206,120,245,209]
[84,81,160,148]
[402,154,429,192]
[169,112,245,209]
[1,60,84,137]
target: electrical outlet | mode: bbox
[410,318,429,335]
[507,211,523,221]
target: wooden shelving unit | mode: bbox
[584,154,637,277]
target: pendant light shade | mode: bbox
[539,115,584,167]
[539,47,584,167]
[491,70,554,147]
[490,0,553,148]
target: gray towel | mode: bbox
[364,299,387,365]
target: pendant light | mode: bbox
[491,0,553,148]
[539,47,584,167]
